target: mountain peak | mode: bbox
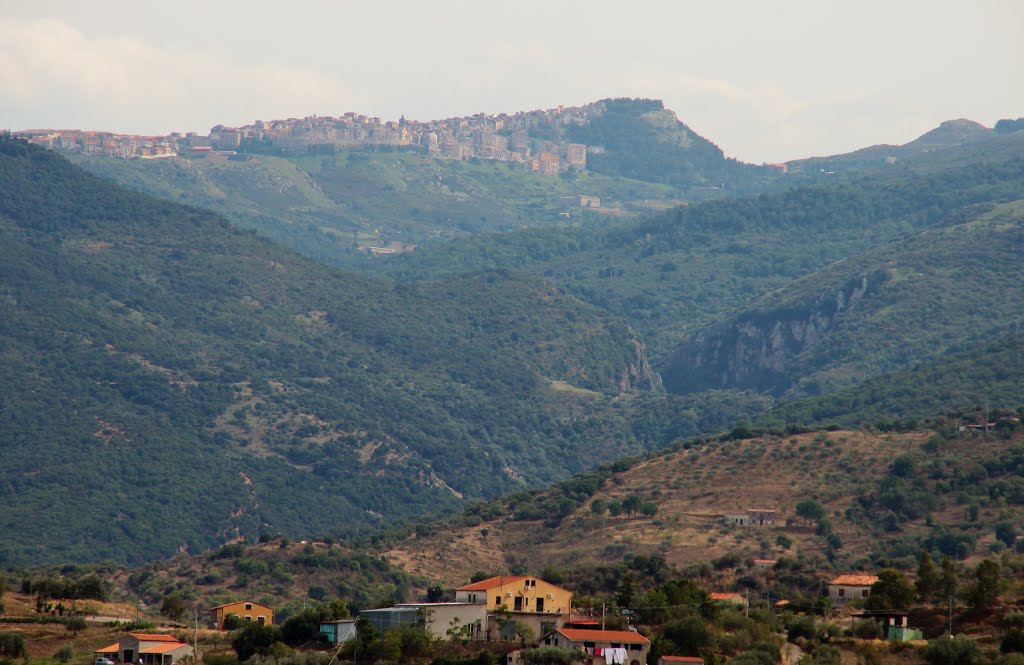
[906,117,994,149]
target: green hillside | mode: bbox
[783,119,1021,183]
[379,150,1024,361]
[565,98,771,190]
[662,198,1024,397]
[0,137,686,566]
[72,150,685,262]
[767,331,1024,428]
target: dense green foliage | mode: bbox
[664,196,1024,397]
[20,573,110,601]
[73,150,691,266]
[768,332,1024,426]
[0,138,688,566]
[565,98,771,190]
[381,151,1024,366]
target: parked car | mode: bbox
[95,658,116,665]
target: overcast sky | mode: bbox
[2,0,1021,162]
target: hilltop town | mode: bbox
[10,102,601,176]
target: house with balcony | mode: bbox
[455,575,572,640]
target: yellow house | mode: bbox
[455,575,572,614]
[454,575,572,640]
[209,601,274,628]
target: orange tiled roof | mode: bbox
[829,574,878,586]
[660,657,704,663]
[95,643,120,653]
[456,576,529,591]
[710,592,740,600]
[555,628,650,645]
[141,643,190,654]
[129,634,180,642]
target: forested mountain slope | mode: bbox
[379,144,1024,361]
[0,138,672,566]
[662,198,1024,397]
[767,331,1024,427]
[785,118,1006,178]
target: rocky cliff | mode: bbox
[661,271,889,395]
[619,338,663,393]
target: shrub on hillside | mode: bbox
[851,619,884,639]
[924,637,979,665]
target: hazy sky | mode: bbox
[2,0,1021,162]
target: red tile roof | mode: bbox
[829,574,878,586]
[95,643,120,653]
[141,643,190,654]
[710,592,741,600]
[456,576,529,591]
[555,628,650,644]
[129,634,181,642]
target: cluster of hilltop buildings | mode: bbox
[11,103,601,175]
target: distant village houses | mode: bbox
[11,102,607,175]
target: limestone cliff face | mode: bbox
[619,338,663,392]
[662,271,889,395]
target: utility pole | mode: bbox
[601,602,606,631]
[948,596,953,637]
[745,589,749,618]
[194,608,199,663]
